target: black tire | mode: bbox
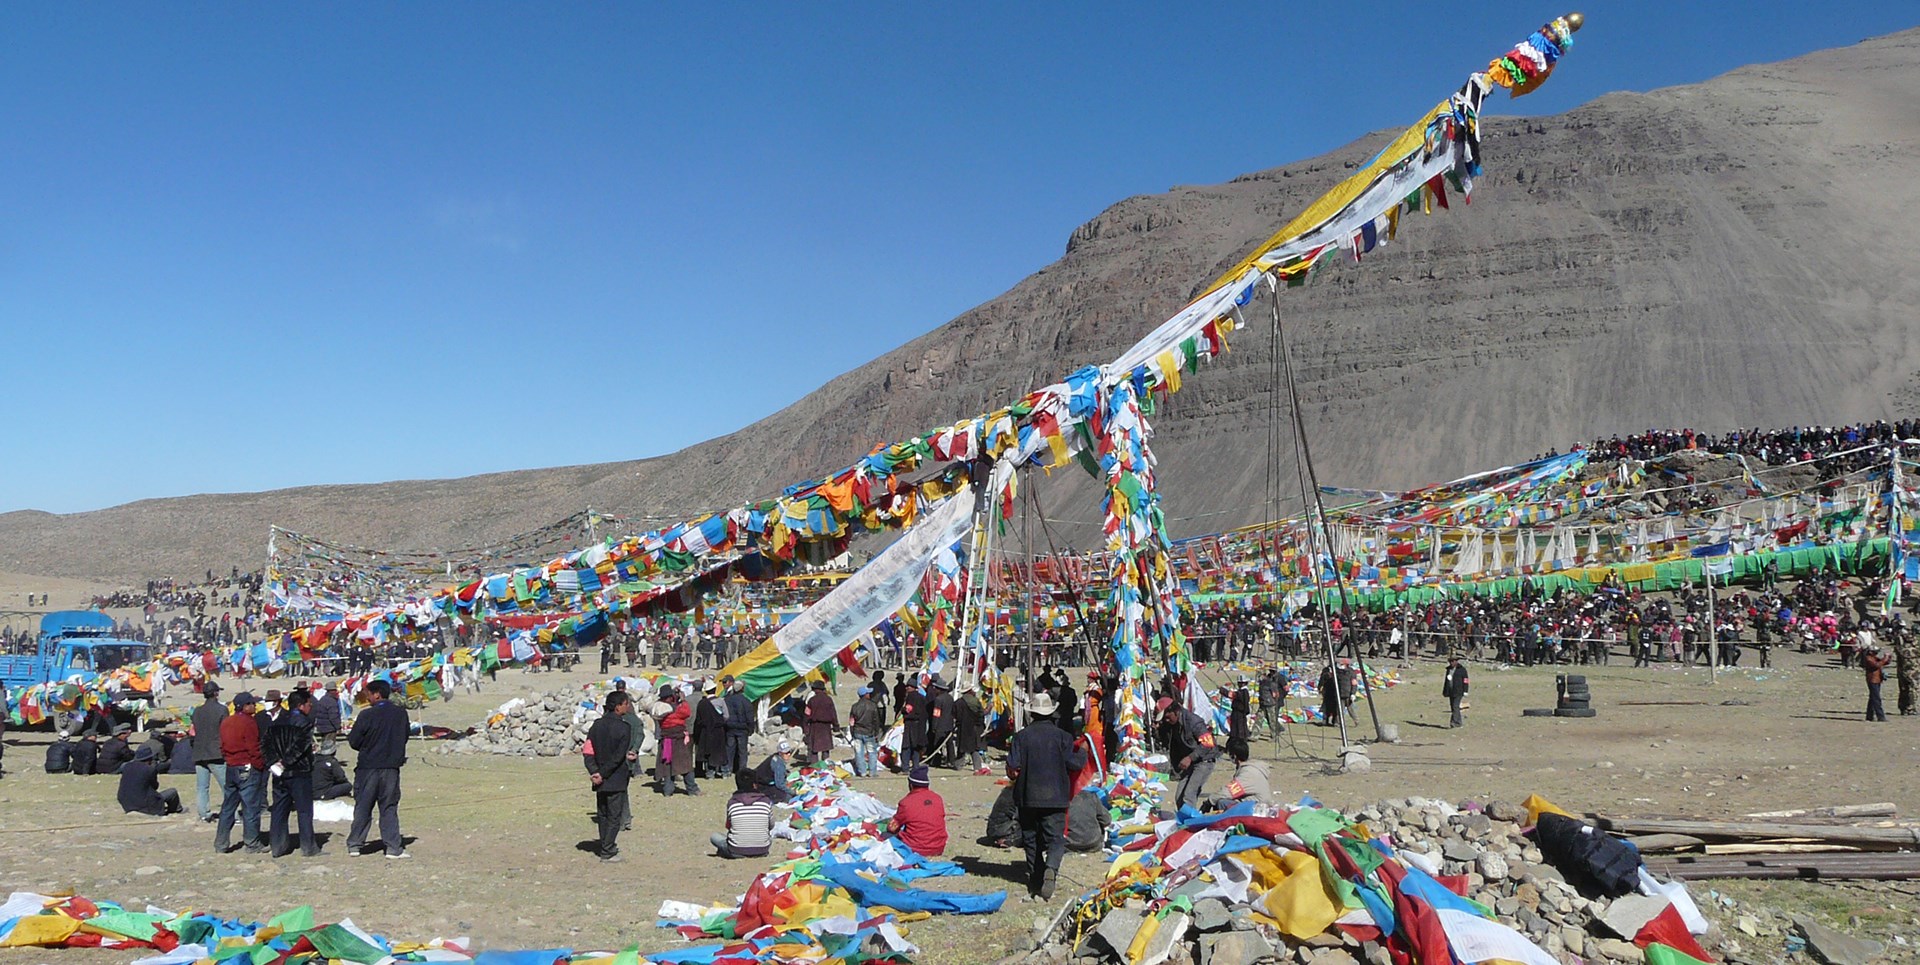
[1521,708,1557,717]
[1557,702,1591,712]
[1562,688,1591,700]
[1562,675,1587,686]
[1554,707,1597,718]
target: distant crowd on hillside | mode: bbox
[91,571,265,614]
[1567,421,1918,472]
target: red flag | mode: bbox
[1635,905,1714,962]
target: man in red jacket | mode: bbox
[215,692,267,853]
[889,765,947,857]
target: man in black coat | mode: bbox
[265,689,319,857]
[1007,691,1085,899]
[899,679,930,772]
[585,691,637,861]
[70,733,100,775]
[117,746,182,816]
[97,724,137,775]
[1442,656,1470,728]
[345,680,411,858]
[927,678,956,768]
[692,682,729,778]
[44,731,75,774]
[722,676,754,777]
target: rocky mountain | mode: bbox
[6,28,1919,584]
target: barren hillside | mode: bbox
[6,28,1919,583]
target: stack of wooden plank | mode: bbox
[1584,804,1920,881]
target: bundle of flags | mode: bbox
[654,762,1003,963]
[1073,790,1711,965]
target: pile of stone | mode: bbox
[437,688,598,757]
[1012,796,1731,965]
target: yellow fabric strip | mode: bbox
[1197,100,1450,298]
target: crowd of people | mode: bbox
[1577,421,1918,471]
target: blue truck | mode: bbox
[0,610,156,730]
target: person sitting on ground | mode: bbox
[889,765,947,857]
[984,783,1020,848]
[710,771,775,859]
[70,732,101,775]
[311,748,353,800]
[1217,737,1273,809]
[45,730,75,774]
[753,740,795,802]
[117,745,183,816]
[97,724,137,775]
[1065,787,1113,852]
[167,727,196,775]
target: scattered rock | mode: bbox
[1598,894,1671,939]
[1197,930,1273,965]
[133,866,162,877]
[1191,898,1231,933]
[1590,937,1641,962]
[1091,907,1147,959]
[1792,915,1886,965]
[1475,852,1509,882]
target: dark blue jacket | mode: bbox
[1008,719,1085,809]
[347,699,410,769]
[311,692,344,734]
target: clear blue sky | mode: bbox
[3,2,1912,514]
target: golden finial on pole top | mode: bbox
[1565,12,1585,32]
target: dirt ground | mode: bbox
[3,648,1916,964]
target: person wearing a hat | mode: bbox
[693,678,729,779]
[117,744,182,816]
[97,723,136,776]
[652,685,697,796]
[898,677,930,772]
[888,765,947,857]
[1007,690,1083,900]
[190,682,228,822]
[260,690,283,722]
[311,680,344,758]
[722,676,754,777]
[1156,696,1218,812]
[803,678,838,760]
[848,686,883,777]
[926,677,956,769]
[216,692,268,853]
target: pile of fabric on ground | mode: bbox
[1010,794,1722,965]
[0,764,1004,965]
[655,761,1005,960]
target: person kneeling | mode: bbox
[889,765,947,857]
[711,772,774,859]
[1213,738,1274,810]
[311,749,353,800]
[118,746,182,816]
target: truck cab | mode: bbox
[0,610,157,730]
